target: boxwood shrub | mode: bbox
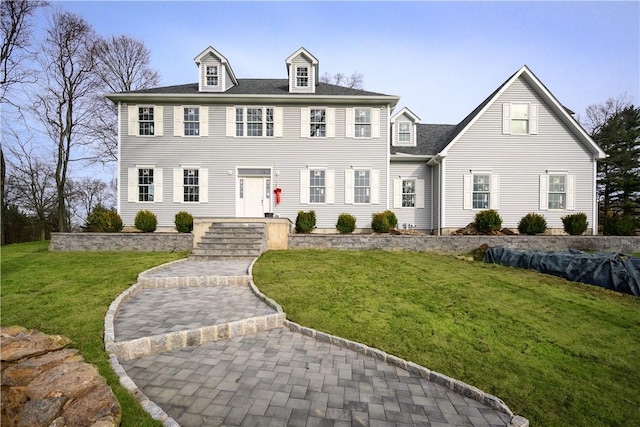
[474,209,502,234]
[295,210,316,234]
[562,212,588,235]
[85,206,123,233]
[134,210,157,233]
[174,211,194,233]
[518,213,547,235]
[371,212,391,233]
[336,213,356,234]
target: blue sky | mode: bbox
[34,1,640,125]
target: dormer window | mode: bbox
[296,67,309,87]
[206,66,218,86]
[398,122,411,143]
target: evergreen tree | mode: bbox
[594,105,640,216]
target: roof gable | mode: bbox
[437,65,606,159]
[194,46,238,87]
[286,47,319,87]
[391,107,421,123]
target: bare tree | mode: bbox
[320,71,364,89]
[5,133,57,241]
[66,177,116,226]
[92,35,160,162]
[582,94,632,136]
[0,0,48,103]
[32,11,101,232]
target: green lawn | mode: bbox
[1,241,188,427]
[253,249,640,427]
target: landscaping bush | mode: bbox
[84,206,123,233]
[371,211,391,233]
[518,212,547,235]
[134,210,157,232]
[384,210,398,230]
[562,213,588,235]
[336,213,356,234]
[474,209,502,234]
[174,211,193,233]
[602,214,637,236]
[295,210,316,234]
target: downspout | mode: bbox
[117,101,122,214]
[592,158,598,235]
[441,157,446,234]
[386,104,391,210]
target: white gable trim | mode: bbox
[439,65,606,159]
[194,46,238,87]
[390,106,421,123]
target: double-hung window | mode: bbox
[309,170,326,203]
[398,122,411,143]
[234,107,274,137]
[139,107,155,136]
[138,168,154,201]
[402,180,416,207]
[183,107,199,136]
[310,109,326,137]
[296,67,309,87]
[503,103,538,135]
[354,109,371,138]
[206,66,218,86]
[183,169,199,202]
[472,174,491,209]
[548,174,566,210]
[354,169,370,203]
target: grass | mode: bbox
[253,249,640,427]
[1,241,188,427]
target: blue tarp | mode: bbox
[483,248,640,297]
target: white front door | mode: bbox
[237,177,269,217]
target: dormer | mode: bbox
[286,47,319,94]
[391,107,420,147]
[194,46,238,93]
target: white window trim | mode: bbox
[128,165,163,203]
[205,65,219,87]
[300,167,335,204]
[174,106,209,137]
[300,107,335,138]
[395,121,413,146]
[502,103,538,135]
[393,178,425,209]
[173,166,208,203]
[463,172,499,210]
[540,172,574,211]
[345,168,379,205]
[128,105,163,137]
[226,106,282,138]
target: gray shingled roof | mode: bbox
[124,79,392,97]
[390,124,456,156]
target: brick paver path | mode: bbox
[113,260,512,426]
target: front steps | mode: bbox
[190,222,266,260]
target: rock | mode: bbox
[1,327,71,363]
[17,396,67,427]
[2,349,82,387]
[0,327,120,427]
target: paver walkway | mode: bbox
[112,259,518,427]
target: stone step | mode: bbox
[188,254,259,261]
[208,222,265,228]
[197,242,263,250]
[199,236,264,244]
[203,230,266,237]
[191,248,262,257]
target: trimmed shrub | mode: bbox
[174,211,193,233]
[134,210,157,232]
[371,211,391,233]
[336,213,356,234]
[295,210,316,234]
[84,206,123,233]
[474,209,502,234]
[384,210,398,230]
[518,213,547,235]
[562,213,588,235]
[602,214,637,236]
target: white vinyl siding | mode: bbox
[128,105,163,136]
[128,167,163,203]
[173,167,209,203]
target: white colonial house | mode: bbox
[107,47,605,235]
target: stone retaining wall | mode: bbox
[49,232,193,252]
[289,234,640,254]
